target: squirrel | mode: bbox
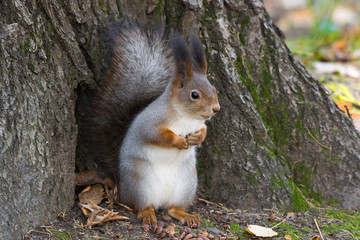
[89,20,220,226]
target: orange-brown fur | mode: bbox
[168,206,200,226]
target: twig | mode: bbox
[314,219,324,240]
[344,105,352,119]
[294,182,316,209]
[224,47,235,70]
[198,198,220,206]
[305,127,331,151]
[271,219,286,229]
[114,200,133,212]
[343,229,357,240]
[306,126,332,161]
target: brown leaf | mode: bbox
[331,40,350,62]
[78,184,104,204]
[267,214,275,222]
[104,183,133,211]
[75,169,102,186]
[311,236,320,240]
[80,202,129,228]
[103,177,116,207]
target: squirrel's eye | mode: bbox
[191,91,200,100]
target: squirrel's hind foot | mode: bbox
[138,206,157,226]
[168,206,200,226]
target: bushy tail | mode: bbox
[89,20,174,176]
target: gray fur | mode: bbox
[119,88,199,210]
[111,26,174,103]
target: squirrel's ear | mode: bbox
[171,34,193,87]
[189,33,207,74]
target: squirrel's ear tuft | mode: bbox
[171,33,193,86]
[189,34,207,73]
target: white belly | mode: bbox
[143,145,196,209]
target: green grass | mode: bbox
[276,223,307,240]
[49,229,73,239]
[199,217,216,228]
[322,209,360,239]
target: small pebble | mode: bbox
[184,226,191,233]
[162,215,172,222]
[155,226,163,235]
[185,233,194,239]
[179,231,186,239]
[157,221,165,228]
[165,225,175,235]
[169,222,176,228]
[191,223,198,229]
[142,224,150,232]
[159,231,167,239]
[208,234,214,240]
[127,224,133,230]
[223,224,230,230]
[167,233,175,238]
[197,234,209,240]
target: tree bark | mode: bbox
[1,0,359,239]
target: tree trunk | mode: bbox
[1,0,359,239]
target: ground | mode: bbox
[24,198,359,240]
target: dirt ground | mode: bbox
[24,197,358,240]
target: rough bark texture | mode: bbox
[1,0,360,239]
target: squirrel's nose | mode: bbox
[212,104,220,114]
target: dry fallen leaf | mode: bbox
[311,235,320,240]
[75,169,102,186]
[80,202,129,228]
[78,184,104,204]
[103,177,116,207]
[246,225,278,238]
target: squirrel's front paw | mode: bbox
[173,136,189,150]
[186,128,206,146]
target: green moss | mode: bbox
[322,209,360,239]
[49,229,73,239]
[199,217,216,228]
[289,180,309,212]
[164,0,185,30]
[202,0,218,23]
[98,0,104,9]
[270,173,286,191]
[327,155,341,162]
[303,226,313,233]
[22,39,30,53]
[149,0,164,23]
[246,174,257,186]
[230,223,242,230]
[277,223,306,240]
[43,44,52,60]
